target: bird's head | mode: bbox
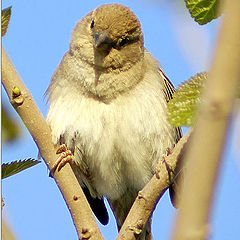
[70,4,144,72]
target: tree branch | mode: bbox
[172,0,240,239]
[116,130,192,240]
[1,47,104,240]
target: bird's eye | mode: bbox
[90,20,95,29]
[119,38,127,47]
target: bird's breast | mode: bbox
[47,72,176,200]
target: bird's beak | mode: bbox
[94,31,112,49]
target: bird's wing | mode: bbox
[159,68,182,142]
[159,68,184,208]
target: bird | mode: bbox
[46,4,181,240]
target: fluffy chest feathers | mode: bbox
[46,52,177,200]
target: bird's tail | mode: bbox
[108,189,153,240]
[137,220,152,240]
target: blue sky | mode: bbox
[2,0,240,239]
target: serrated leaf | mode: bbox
[2,6,12,36]
[2,159,41,179]
[185,0,220,25]
[2,104,21,143]
[168,72,208,127]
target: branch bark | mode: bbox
[172,0,240,239]
[116,130,192,240]
[1,47,104,240]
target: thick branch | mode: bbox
[1,47,104,240]
[172,1,240,240]
[116,130,192,240]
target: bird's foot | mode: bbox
[165,147,171,157]
[50,144,73,177]
[155,147,173,179]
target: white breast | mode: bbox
[46,68,176,200]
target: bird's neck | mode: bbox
[85,58,145,103]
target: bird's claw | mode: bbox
[50,144,73,177]
[155,148,172,179]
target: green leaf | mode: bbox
[2,159,41,179]
[2,104,21,143]
[168,72,207,127]
[185,0,220,25]
[1,6,12,36]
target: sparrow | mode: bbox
[46,4,181,239]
